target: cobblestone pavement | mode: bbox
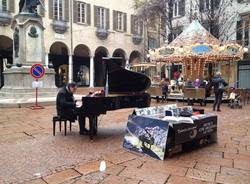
[0,101,250,184]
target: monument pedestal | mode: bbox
[0,67,57,98]
[0,14,58,106]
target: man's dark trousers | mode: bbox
[213,90,223,111]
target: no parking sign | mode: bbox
[30,64,45,79]
[29,64,46,110]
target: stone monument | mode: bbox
[0,0,57,105]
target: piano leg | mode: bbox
[89,116,98,140]
[78,114,86,135]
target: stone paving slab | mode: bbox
[0,103,250,184]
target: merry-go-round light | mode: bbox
[243,47,249,53]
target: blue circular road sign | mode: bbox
[30,64,45,79]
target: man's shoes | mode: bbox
[217,109,221,112]
[79,128,90,135]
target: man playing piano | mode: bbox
[56,83,89,134]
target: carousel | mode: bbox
[148,20,248,103]
[150,20,247,82]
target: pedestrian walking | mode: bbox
[211,72,228,112]
[159,78,170,102]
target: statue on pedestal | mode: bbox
[13,28,19,58]
[19,0,44,14]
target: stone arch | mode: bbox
[129,50,142,64]
[0,35,13,88]
[73,44,91,86]
[112,48,127,68]
[94,46,109,86]
[49,42,69,87]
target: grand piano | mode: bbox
[77,57,151,139]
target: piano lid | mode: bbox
[103,57,151,93]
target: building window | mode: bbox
[172,0,185,17]
[237,18,250,47]
[174,2,178,17]
[117,12,124,31]
[199,0,220,12]
[77,2,87,24]
[131,15,143,35]
[53,0,64,21]
[134,18,141,35]
[97,7,106,29]
[148,38,157,49]
[0,0,7,12]
[168,27,182,43]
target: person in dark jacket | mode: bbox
[56,83,88,134]
[211,72,228,111]
[56,83,77,121]
[159,78,170,102]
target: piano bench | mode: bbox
[53,115,74,136]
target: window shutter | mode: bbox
[214,0,220,9]
[39,0,45,17]
[236,20,243,45]
[168,1,173,19]
[9,0,15,12]
[139,19,143,35]
[73,0,78,23]
[106,8,110,30]
[178,1,182,16]
[181,0,185,16]
[113,10,117,31]
[123,13,127,32]
[94,5,97,27]
[87,3,91,25]
[64,0,69,22]
[206,0,209,10]
[131,15,135,34]
[49,0,53,19]
[213,24,219,39]
[244,20,249,46]
[199,0,204,12]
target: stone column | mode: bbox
[45,53,49,68]
[90,56,94,87]
[126,59,129,65]
[69,55,73,83]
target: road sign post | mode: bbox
[29,64,45,110]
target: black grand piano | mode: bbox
[77,57,151,139]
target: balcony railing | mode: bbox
[132,34,143,45]
[0,11,12,26]
[95,28,109,40]
[51,20,68,34]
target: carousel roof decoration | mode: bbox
[150,20,247,63]
[131,62,157,68]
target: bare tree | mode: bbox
[190,0,242,41]
[133,0,174,42]
[134,0,249,44]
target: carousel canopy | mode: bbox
[150,20,246,63]
[169,20,220,47]
[131,62,156,68]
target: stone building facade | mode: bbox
[0,0,145,88]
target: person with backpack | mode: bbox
[211,72,228,111]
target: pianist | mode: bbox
[56,83,89,134]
